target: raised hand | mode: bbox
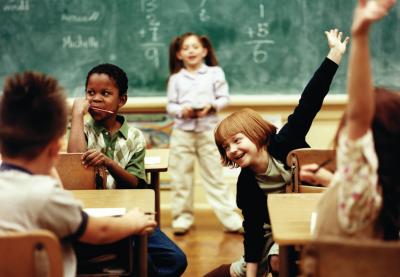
[352,0,397,35]
[325,28,349,65]
[325,28,350,55]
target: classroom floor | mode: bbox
[160,208,243,277]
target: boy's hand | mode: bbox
[325,28,349,65]
[299,163,333,187]
[81,149,111,168]
[352,0,396,36]
[124,208,157,235]
[72,97,90,116]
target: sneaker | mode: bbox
[173,226,190,236]
[224,226,244,234]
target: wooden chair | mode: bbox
[286,148,336,193]
[300,237,400,277]
[0,230,63,277]
[55,153,106,190]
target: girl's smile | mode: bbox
[223,132,269,173]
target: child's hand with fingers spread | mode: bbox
[325,28,350,55]
[352,0,397,35]
[325,28,350,65]
[299,163,334,187]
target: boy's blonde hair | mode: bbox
[214,108,277,167]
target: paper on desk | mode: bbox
[84,208,126,217]
[145,156,161,165]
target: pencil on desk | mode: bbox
[144,212,157,215]
[312,158,333,173]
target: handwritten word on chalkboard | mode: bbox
[1,0,399,97]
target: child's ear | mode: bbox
[176,52,183,60]
[118,95,127,109]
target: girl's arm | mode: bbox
[346,0,395,140]
[67,98,89,152]
[272,30,348,162]
[166,75,194,119]
[79,208,157,244]
[210,67,230,111]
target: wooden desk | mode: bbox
[145,148,169,225]
[72,189,155,277]
[268,193,321,277]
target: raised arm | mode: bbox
[67,98,89,152]
[346,0,396,140]
[272,30,348,162]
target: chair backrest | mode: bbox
[0,230,63,277]
[286,148,336,193]
[55,153,106,190]
[300,237,400,277]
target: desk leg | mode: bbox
[279,245,297,277]
[135,235,148,277]
[150,172,161,225]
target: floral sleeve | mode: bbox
[335,129,382,233]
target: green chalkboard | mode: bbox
[1,0,399,97]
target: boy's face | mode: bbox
[85,73,126,120]
[222,132,260,169]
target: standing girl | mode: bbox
[207,29,349,277]
[167,32,242,235]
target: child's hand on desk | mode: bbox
[71,97,90,116]
[299,164,333,187]
[81,149,112,168]
[125,208,157,235]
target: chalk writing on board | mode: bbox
[140,0,164,68]
[199,0,210,22]
[62,35,99,49]
[3,0,29,12]
[61,12,100,23]
[245,4,275,64]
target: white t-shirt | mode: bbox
[0,168,87,277]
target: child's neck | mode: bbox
[250,149,269,174]
[100,116,121,135]
[184,62,204,73]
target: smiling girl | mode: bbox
[167,32,243,235]
[207,29,349,277]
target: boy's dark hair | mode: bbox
[214,108,277,168]
[334,87,400,240]
[85,63,128,96]
[168,32,218,76]
[0,72,67,159]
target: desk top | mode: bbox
[268,193,321,245]
[71,189,155,212]
[144,148,169,173]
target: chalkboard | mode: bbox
[1,0,399,97]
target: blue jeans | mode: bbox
[141,227,187,277]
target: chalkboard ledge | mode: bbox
[67,95,347,114]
